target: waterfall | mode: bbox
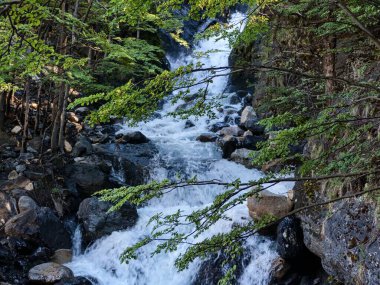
[67,12,294,285]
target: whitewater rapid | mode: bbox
[67,12,294,285]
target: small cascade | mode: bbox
[72,225,83,257]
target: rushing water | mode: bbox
[67,12,294,285]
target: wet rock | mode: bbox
[5,207,72,250]
[229,94,241,104]
[121,131,149,144]
[229,148,257,169]
[216,135,238,158]
[93,143,157,186]
[0,191,17,227]
[276,216,305,260]
[193,250,250,285]
[64,162,106,196]
[51,188,80,217]
[219,126,244,137]
[236,135,266,150]
[75,106,90,114]
[72,136,93,157]
[196,133,218,142]
[11,126,22,135]
[55,277,93,285]
[209,122,229,133]
[185,120,195,128]
[269,257,291,280]
[28,262,74,283]
[247,190,293,221]
[51,249,73,265]
[18,196,38,213]
[77,197,138,244]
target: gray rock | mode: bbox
[0,192,17,226]
[196,133,218,142]
[295,181,380,285]
[64,162,106,196]
[18,196,38,213]
[229,148,257,169]
[78,197,138,244]
[216,135,238,158]
[93,142,157,186]
[209,122,229,133]
[4,207,72,250]
[72,136,93,157]
[240,106,257,126]
[276,216,305,260]
[219,126,244,137]
[28,262,73,283]
[121,131,149,144]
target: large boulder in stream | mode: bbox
[77,197,138,244]
[93,142,158,186]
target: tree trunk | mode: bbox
[21,78,31,153]
[58,84,69,152]
[0,91,6,129]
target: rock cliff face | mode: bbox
[294,180,380,285]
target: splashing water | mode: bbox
[67,12,294,285]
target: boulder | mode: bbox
[18,196,38,213]
[276,216,305,260]
[216,135,238,158]
[28,262,73,283]
[0,192,17,227]
[219,126,244,137]
[121,131,149,144]
[229,148,257,169]
[7,170,18,180]
[4,207,72,250]
[72,136,93,157]
[236,135,266,150]
[51,249,73,265]
[77,197,138,244]
[11,126,22,135]
[209,122,229,133]
[240,106,257,126]
[196,133,217,142]
[64,162,106,196]
[93,143,157,186]
[185,120,195,128]
[247,190,293,220]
